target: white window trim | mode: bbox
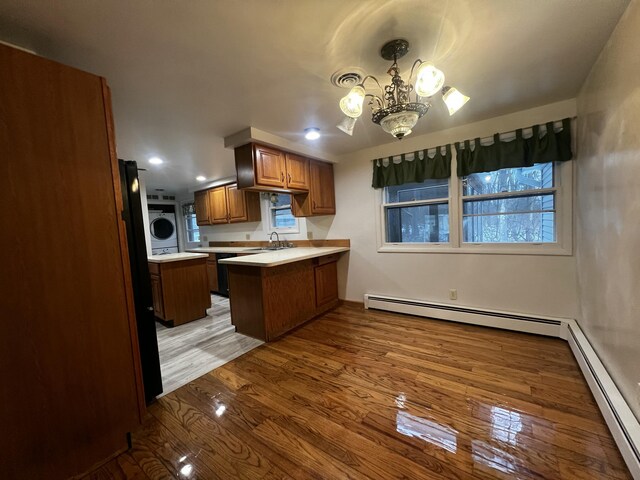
[266,196,300,234]
[376,154,573,256]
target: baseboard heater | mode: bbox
[363,293,640,479]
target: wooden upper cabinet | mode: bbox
[194,190,210,226]
[208,186,229,224]
[292,160,336,217]
[194,183,261,225]
[235,143,310,193]
[254,145,286,188]
[285,153,310,191]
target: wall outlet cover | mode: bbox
[245,234,250,240]
[202,235,208,242]
[449,289,458,300]
[307,231,313,240]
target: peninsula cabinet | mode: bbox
[227,254,340,341]
[235,143,311,193]
[195,182,261,226]
[292,160,336,216]
[0,43,144,479]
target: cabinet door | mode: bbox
[208,186,229,224]
[150,274,164,319]
[194,190,211,225]
[206,259,218,292]
[314,261,338,308]
[226,184,248,223]
[255,144,286,188]
[285,153,310,191]
[309,161,336,215]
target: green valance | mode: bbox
[455,117,573,177]
[372,144,452,188]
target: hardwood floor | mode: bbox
[86,304,631,479]
[156,294,263,395]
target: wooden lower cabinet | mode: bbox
[227,255,340,341]
[149,258,210,327]
[206,256,219,292]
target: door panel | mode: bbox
[226,184,248,222]
[208,187,229,224]
[255,145,285,188]
[285,153,310,191]
[195,190,210,225]
[310,161,336,214]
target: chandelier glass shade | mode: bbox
[337,39,470,140]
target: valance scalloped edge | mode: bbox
[371,144,452,188]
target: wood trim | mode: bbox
[101,78,146,423]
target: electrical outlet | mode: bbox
[245,234,250,240]
[307,231,313,240]
[202,235,208,242]
[449,289,457,300]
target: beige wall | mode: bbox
[575,1,640,419]
[325,100,580,319]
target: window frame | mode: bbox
[183,203,200,244]
[266,194,300,234]
[376,157,573,256]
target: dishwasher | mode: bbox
[215,252,236,297]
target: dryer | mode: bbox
[149,211,178,254]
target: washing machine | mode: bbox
[149,211,178,254]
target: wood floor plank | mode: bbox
[87,305,632,479]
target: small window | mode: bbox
[383,179,450,243]
[462,163,556,243]
[182,203,200,243]
[268,194,299,233]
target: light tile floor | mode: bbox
[155,294,263,395]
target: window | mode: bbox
[182,203,200,243]
[268,194,299,233]
[383,179,449,243]
[379,161,571,254]
[462,164,555,243]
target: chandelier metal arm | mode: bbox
[365,93,384,110]
[407,59,425,87]
[360,75,385,97]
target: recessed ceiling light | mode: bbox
[149,156,163,165]
[304,128,320,140]
[196,176,206,182]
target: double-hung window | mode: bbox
[182,202,200,243]
[383,179,450,243]
[268,194,299,233]
[462,163,556,244]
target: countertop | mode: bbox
[186,247,263,254]
[147,252,209,264]
[217,247,349,267]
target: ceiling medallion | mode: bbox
[337,38,470,140]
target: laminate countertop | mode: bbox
[217,247,349,267]
[186,247,263,254]
[147,252,209,263]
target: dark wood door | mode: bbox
[0,43,143,479]
[285,153,310,191]
[194,189,211,225]
[315,261,339,307]
[309,161,336,215]
[255,144,286,188]
[226,184,249,223]
[208,186,229,224]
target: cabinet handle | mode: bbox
[287,173,291,183]
[281,171,284,182]
[313,200,316,209]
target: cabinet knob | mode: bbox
[281,171,284,182]
[313,200,316,209]
[287,173,291,183]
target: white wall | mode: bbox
[575,1,640,420]
[326,99,580,318]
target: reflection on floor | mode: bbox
[90,304,632,479]
[155,294,263,395]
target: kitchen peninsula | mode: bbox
[219,242,349,341]
[148,252,210,326]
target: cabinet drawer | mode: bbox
[315,253,339,266]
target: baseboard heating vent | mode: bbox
[567,322,640,479]
[364,294,566,338]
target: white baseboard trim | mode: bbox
[364,293,640,479]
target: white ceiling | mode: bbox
[0,0,629,193]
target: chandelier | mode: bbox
[337,39,470,140]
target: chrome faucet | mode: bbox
[268,231,281,249]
